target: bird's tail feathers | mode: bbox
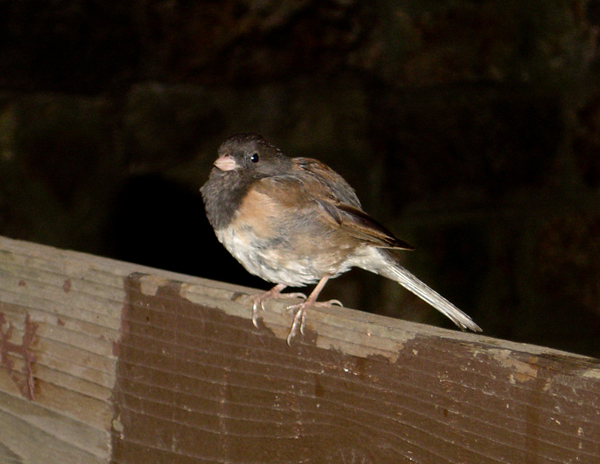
[376,251,482,332]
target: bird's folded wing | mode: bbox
[292,157,362,208]
[255,163,415,251]
[321,201,415,250]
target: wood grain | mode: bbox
[110,273,600,463]
[0,237,203,463]
[0,236,599,463]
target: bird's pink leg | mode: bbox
[286,276,342,345]
[252,284,306,328]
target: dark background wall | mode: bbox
[1,0,599,357]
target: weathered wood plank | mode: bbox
[0,389,108,464]
[111,274,600,463]
[0,237,233,463]
[0,236,599,463]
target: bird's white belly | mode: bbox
[216,227,322,287]
[215,226,334,287]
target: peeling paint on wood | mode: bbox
[0,311,37,400]
[110,274,600,463]
[0,236,599,463]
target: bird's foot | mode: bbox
[286,299,343,345]
[251,284,306,328]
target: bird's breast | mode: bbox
[214,188,359,286]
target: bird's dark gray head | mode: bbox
[214,133,292,178]
[201,133,292,230]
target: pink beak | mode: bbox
[214,154,237,171]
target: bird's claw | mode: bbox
[251,300,262,328]
[285,299,343,345]
[287,304,306,345]
[251,288,307,328]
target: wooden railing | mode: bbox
[0,236,598,463]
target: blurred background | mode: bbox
[0,0,599,357]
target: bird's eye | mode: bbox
[250,153,259,163]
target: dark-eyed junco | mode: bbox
[201,133,481,343]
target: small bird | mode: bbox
[201,133,481,343]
